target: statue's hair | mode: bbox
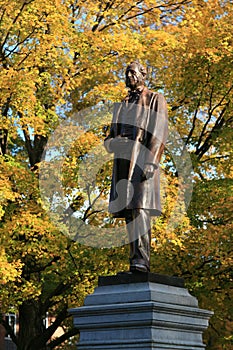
[127,61,147,77]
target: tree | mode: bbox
[0,0,232,349]
[147,1,233,348]
[0,0,188,348]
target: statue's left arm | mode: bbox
[144,93,168,172]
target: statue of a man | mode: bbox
[104,61,168,272]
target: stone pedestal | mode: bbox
[70,273,213,349]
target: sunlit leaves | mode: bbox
[0,0,232,348]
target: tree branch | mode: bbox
[92,0,116,32]
[47,327,79,349]
[195,102,229,159]
[33,134,48,166]
[98,0,191,32]
[42,277,78,313]
[5,27,38,59]
[196,86,215,150]
[184,98,201,148]
[27,256,61,274]
[29,306,70,350]
[200,154,230,163]
[1,1,30,49]
[0,6,6,26]
[196,85,232,152]
[0,96,11,155]
[22,127,35,167]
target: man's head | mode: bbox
[125,61,147,90]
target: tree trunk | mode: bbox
[17,300,47,350]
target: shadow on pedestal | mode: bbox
[70,272,213,349]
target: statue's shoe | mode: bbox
[130,263,149,273]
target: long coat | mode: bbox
[104,87,168,218]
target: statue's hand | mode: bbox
[110,136,131,152]
[142,164,157,180]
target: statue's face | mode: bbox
[125,63,145,90]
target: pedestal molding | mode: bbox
[70,274,213,349]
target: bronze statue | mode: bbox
[104,61,168,272]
